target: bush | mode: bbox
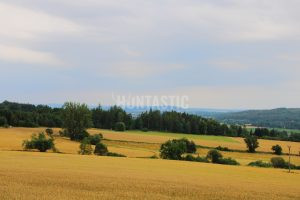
[244,135,259,153]
[248,160,272,168]
[218,157,240,165]
[115,122,126,131]
[71,130,89,141]
[141,128,148,132]
[270,157,288,168]
[88,134,103,145]
[271,144,282,155]
[183,155,209,163]
[206,150,223,163]
[78,138,93,155]
[22,132,55,152]
[45,128,54,136]
[106,152,126,157]
[215,146,231,152]
[160,139,187,160]
[94,142,108,156]
[149,154,158,159]
[177,138,197,153]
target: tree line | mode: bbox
[1,101,300,141]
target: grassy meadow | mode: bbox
[0,127,300,199]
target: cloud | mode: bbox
[0,44,64,66]
[102,61,185,78]
[0,2,81,42]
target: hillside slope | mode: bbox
[216,108,300,129]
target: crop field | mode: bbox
[0,151,300,200]
[1,127,300,164]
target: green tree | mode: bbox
[206,150,223,163]
[88,134,103,145]
[160,139,187,160]
[271,144,282,155]
[78,138,93,155]
[62,102,92,141]
[45,128,54,136]
[22,132,56,152]
[244,135,259,153]
[0,116,7,126]
[115,122,126,131]
[94,143,108,156]
[270,157,287,168]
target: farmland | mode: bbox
[0,151,300,200]
[0,127,300,199]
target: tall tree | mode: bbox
[62,102,92,141]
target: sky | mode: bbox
[0,0,300,109]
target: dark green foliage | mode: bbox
[94,142,108,156]
[62,102,92,141]
[270,157,288,168]
[115,122,126,131]
[106,152,126,157]
[88,134,103,145]
[141,128,148,132]
[0,101,63,127]
[160,139,187,160]
[23,132,55,152]
[244,135,259,153]
[0,116,7,126]
[78,138,93,155]
[135,110,246,136]
[45,128,54,136]
[206,150,223,163]
[217,157,240,165]
[92,105,133,130]
[271,144,282,155]
[248,160,272,168]
[183,155,209,163]
[178,138,197,153]
[215,146,231,152]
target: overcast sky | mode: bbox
[0,0,299,109]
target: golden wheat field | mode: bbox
[0,151,300,200]
[1,127,300,165]
[1,127,300,199]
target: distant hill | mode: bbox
[216,108,300,130]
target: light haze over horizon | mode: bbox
[0,0,300,109]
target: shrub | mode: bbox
[94,143,108,156]
[106,152,126,157]
[206,150,223,163]
[270,157,287,168]
[78,138,93,155]
[149,154,158,159]
[183,155,209,163]
[248,160,272,168]
[271,144,282,155]
[215,146,231,152]
[88,134,103,145]
[115,122,126,131]
[218,157,240,165]
[71,130,90,141]
[177,138,197,153]
[244,135,259,153]
[22,132,55,152]
[141,128,148,132]
[160,139,187,160]
[45,128,54,136]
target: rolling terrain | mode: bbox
[0,127,300,199]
